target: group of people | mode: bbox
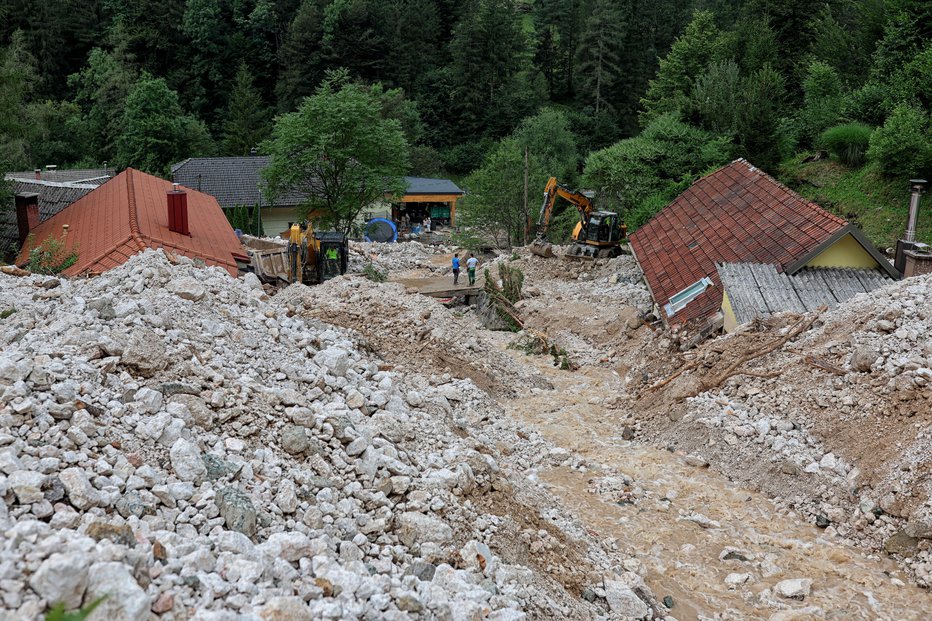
[451,253,479,286]
[398,213,432,233]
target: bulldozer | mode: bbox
[241,220,348,285]
[531,177,626,260]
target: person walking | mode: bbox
[452,253,461,285]
[466,253,479,286]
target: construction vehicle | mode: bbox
[241,220,347,285]
[531,177,626,260]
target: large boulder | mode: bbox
[29,553,89,609]
[84,562,150,621]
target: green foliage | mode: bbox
[820,123,873,167]
[115,73,214,174]
[843,81,890,126]
[222,63,271,156]
[0,307,15,319]
[262,71,409,235]
[362,262,387,282]
[797,61,844,147]
[690,60,741,136]
[574,0,623,115]
[867,104,932,178]
[583,114,731,226]
[27,232,78,275]
[459,109,579,247]
[640,10,728,125]
[226,205,264,237]
[68,48,136,161]
[780,155,932,248]
[0,30,36,168]
[734,64,787,169]
[45,596,106,621]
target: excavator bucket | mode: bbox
[530,239,555,258]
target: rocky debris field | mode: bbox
[0,250,665,620]
[349,241,456,276]
[627,274,932,587]
[507,248,653,366]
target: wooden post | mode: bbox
[523,146,529,244]
[450,198,457,227]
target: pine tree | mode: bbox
[640,10,728,125]
[574,0,622,114]
[223,63,271,156]
[276,0,326,111]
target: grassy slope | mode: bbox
[779,155,930,252]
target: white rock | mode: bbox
[774,578,812,600]
[84,562,150,621]
[170,438,207,483]
[9,470,46,504]
[724,572,751,587]
[396,512,453,547]
[314,347,351,377]
[261,532,314,562]
[59,467,100,510]
[29,553,89,609]
[134,386,163,414]
[603,580,649,619]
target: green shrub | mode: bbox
[820,123,873,167]
[867,104,932,178]
[45,596,106,621]
[27,232,78,275]
[362,262,387,282]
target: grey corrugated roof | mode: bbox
[717,262,891,325]
[403,176,463,196]
[2,180,97,257]
[6,169,111,185]
[171,156,308,210]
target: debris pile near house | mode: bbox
[348,240,456,275]
[277,276,552,399]
[629,274,932,587]
[0,249,660,619]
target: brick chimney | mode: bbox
[167,183,190,235]
[15,193,40,245]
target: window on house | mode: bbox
[664,277,714,317]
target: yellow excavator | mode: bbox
[531,177,626,259]
[286,221,348,283]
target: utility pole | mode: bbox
[523,146,529,245]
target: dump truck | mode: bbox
[241,221,347,285]
[531,177,626,260]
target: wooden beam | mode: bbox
[399,194,464,203]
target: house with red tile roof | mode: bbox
[16,168,245,277]
[629,159,896,332]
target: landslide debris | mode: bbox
[0,249,660,620]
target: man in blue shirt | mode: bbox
[452,253,460,285]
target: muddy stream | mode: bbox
[494,340,928,620]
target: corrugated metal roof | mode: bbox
[717,262,891,325]
[629,159,860,327]
[16,169,243,277]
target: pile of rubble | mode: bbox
[0,250,661,619]
[634,274,932,587]
[509,249,653,365]
[349,241,456,275]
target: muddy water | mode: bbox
[497,343,930,620]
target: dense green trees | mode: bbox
[262,72,410,235]
[0,0,929,238]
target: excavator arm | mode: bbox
[532,177,596,257]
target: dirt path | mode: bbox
[490,334,928,620]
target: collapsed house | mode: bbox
[629,159,898,337]
[16,168,246,277]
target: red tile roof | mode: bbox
[629,159,850,326]
[17,169,244,277]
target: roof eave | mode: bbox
[783,224,898,279]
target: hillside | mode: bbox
[780,156,931,252]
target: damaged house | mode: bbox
[629,159,898,338]
[16,168,245,277]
